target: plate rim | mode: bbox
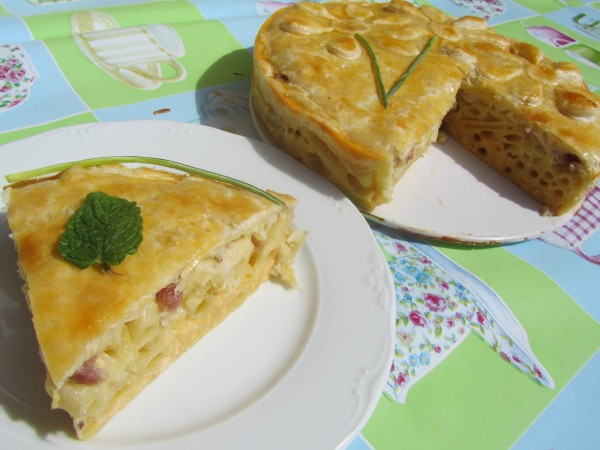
[0,120,396,450]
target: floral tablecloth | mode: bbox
[1,1,600,449]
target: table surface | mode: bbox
[1,1,600,449]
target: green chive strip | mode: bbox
[388,35,438,98]
[355,33,388,109]
[4,156,285,207]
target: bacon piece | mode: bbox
[273,72,289,82]
[155,282,183,311]
[70,356,106,385]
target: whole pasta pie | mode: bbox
[252,0,600,215]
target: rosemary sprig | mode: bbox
[4,156,286,207]
[355,33,439,108]
[355,33,388,108]
[388,35,438,98]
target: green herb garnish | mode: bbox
[355,33,388,109]
[4,156,285,207]
[355,33,439,108]
[58,191,143,271]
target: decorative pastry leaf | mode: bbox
[58,191,143,271]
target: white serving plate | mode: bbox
[0,121,395,450]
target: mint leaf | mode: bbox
[58,192,143,270]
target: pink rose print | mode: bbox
[476,310,486,326]
[499,351,511,363]
[8,69,26,82]
[1,44,38,113]
[439,280,450,290]
[396,372,407,387]
[394,242,408,252]
[445,318,455,328]
[409,310,427,327]
[424,293,447,312]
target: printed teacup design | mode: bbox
[525,25,577,48]
[0,44,39,113]
[72,11,187,90]
[524,23,600,70]
[372,224,554,403]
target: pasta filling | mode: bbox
[444,86,589,214]
[49,214,304,436]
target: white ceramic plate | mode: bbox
[0,121,395,450]
[250,106,577,244]
[367,138,579,244]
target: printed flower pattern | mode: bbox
[0,45,37,113]
[372,226,554,403]
[451,0,507,20]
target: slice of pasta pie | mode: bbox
[3,163,305,439]
[252,0,600,215]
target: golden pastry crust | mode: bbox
[5,164,305,438]
[252,1,471,210]
[252,0,600,215]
